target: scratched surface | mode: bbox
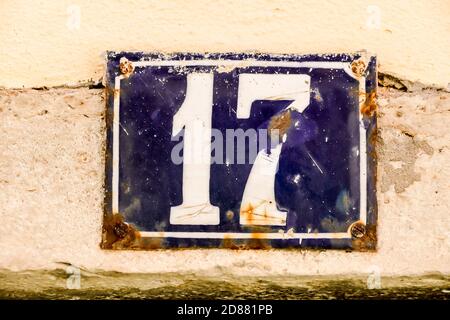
[103,52,377,250]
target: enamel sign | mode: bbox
[102,52,377,250]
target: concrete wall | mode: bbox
[0,0,449,276]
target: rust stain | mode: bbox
[268,109,292,137]
[351,59,366,78]
[241,203,255,224]
[221,226,273,250]
[119,57,134,78]
[361,91,377,117]
[367,125,379,197]
[348,222,377,251]
[222,233,240,249]
[240,201,279,225]
[240,199,288,230]
[142,236,164,250]
[247,228,272,249]
[101,213,141,249]
[104,89,115,130]
[352,225,377,251]
[368,124,378,160]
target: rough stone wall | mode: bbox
[1,85,448,275]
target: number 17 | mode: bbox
[170,72,311,226]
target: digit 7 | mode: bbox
[237,73,311,226]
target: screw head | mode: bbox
[351,222,366,238]
[119,57,134,77]
[351,59,366,78]
[113,222,129,239]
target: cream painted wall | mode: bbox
[0,0,449,88]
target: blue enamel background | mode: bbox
[104,52,377,249]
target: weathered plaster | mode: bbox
[0,86,449,276]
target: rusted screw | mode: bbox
[113,222,129,239]
[225,210,234,220]
[351,59,366,78]
[351,222,366,238]
[119,57,134,77]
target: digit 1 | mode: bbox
[170,73,220,225]
[237,73,311,226]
